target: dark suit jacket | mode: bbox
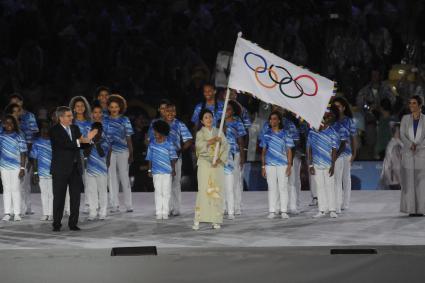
[50,124,83,176]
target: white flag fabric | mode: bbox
[228,37,335,129]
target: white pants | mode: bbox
[310,172,317,198]
[334,154,352,209]
[39,177,53,216]
[169,158,182,214]
[224,172,235,215]
[20,162,32,214]
[153,174,172,216]
[1,169,22,215]
[288,155,302,211]
[108,150,132,210]
[86,174,108,217]
[265,165,289,213]
[312,168,336,212]
[233,153,243,213]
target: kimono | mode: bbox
[194,127,228,224]
[400,113,425,214]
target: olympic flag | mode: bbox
[228,36,335,129]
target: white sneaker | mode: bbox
[99,215,106,220]
[48,215,54,221]
[192,222,200,230]
[227,214,235,220]
[212,224,221,229]
[330,211,338,218]
[14,215,22,221]
[40,215,49,221]
[110,207,120,213]
[2,214,11,221]
[87,216,96,221]
[163,214,169,220]
[281,213,289,219]
[156,214,162,220]
[235,209,241,215]
[336,208,341,214]
[309,198,318,206]
[267,213,275,219]
[313,211,326,218]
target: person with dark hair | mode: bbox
[192,108,228,230]
[94,86,111,116]
[91,102,104,123]
[146,120,177,220]
[4,103,22,120]
[50,106,98,231]
[261,111,294,219]
[164,103,193,216]
[9,94,38,216]
[69,96,92,214]
[332,96,357,211]
[84,122,111,221]
[147,99,171,143]
[223,101,247,218]
[190,83,224,130]
[400,95,425,216]
[104,94,134,213]
[307,110,340,219]
[0,115,27,221]
[30,119,53,221]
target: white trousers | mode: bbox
[20,162,32,214]
[169,158,182,214]
[153,174,172,216]
[1,169,22,215]
[86,174,108,217]
[233,153,243,213]
[265,165,289,213]
[312,168,336,212]
[39,177,53,216]
[224,172,235,215]
[310,173,317,198]
[288,155,302,211]
[334,154,352,209]
[108,150,133,210]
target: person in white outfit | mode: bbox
[84,122,111,220]
[332,97,357,211]
[146,120,177,220]
[163,103,193,216]
[261,111,294,219]
[30,120,54,221]
[0,115,27,222]
[307,108,340,218]
[103,94,134,213]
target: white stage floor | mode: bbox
[0,191,424,249]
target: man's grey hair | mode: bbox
[56,106,72,119]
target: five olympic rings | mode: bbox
[244,52,318,99]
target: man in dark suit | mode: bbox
[50,106,97,231]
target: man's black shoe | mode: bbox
[69,226,81,231]
[52,227,61,232]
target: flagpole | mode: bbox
[212,87,229,165]
[212,32,243,165]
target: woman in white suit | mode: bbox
[400,95,425,216]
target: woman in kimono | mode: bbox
[400,95,425,216]
[193,109,228,230]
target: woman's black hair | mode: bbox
[201,83,218,115]
[410,95,423,106]
[93,86,111,102]
[91,99,103,111]
[332,96,353,118]
[199,108,214,124]
[328,104,340,121]
[4,103,21,117]
[2,114,20,133]
[152,119,170,136]
[268,111,284,130]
